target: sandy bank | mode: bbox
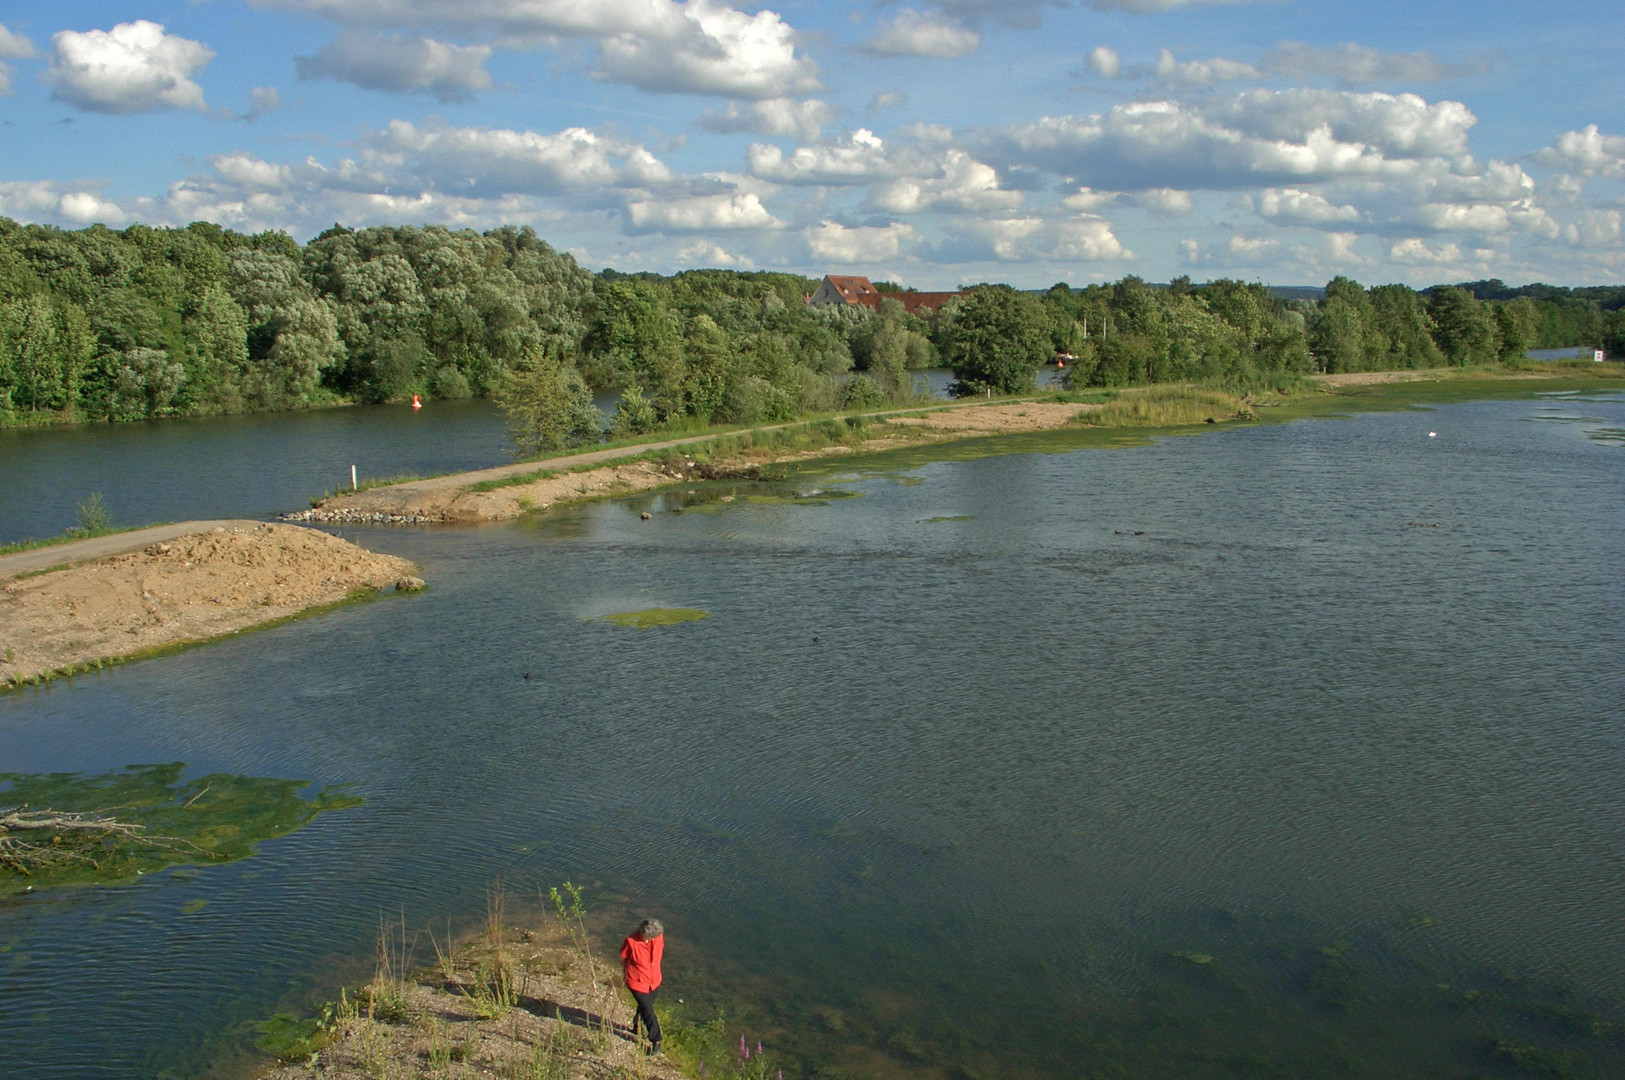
[1,522,421,689]
[293,400,1098,526]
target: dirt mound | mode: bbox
[2,523,418,688]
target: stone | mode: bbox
[395,576,426,592]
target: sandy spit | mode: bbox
[1,522,420,688]
[295,401,1097,526]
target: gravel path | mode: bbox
[0,520,268,581]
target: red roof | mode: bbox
[893,291,961,315]
[818,275,961,315]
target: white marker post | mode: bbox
[352,465,358,491]
[1596,349,1605,363]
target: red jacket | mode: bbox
[620,933,664,993]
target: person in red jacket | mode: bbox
[620,918,665,1054]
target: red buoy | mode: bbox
[411,394,422,410]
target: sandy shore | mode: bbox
[1,522,421,689]
[292,400,1098,526]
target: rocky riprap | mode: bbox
[282,508,444,524]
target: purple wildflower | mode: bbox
[758,1042,764,1057]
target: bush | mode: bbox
[840,375,889,410]
[610,386,659,437]
[495,350,604,454]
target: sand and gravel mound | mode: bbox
[2,522,420,688]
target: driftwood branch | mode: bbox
[0,806,148,875]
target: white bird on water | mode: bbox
[1428,431,1437,437]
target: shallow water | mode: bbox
[1,391,1623,1078]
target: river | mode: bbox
[1,385,1623,1078]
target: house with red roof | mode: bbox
[807,275,961,317]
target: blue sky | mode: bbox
[0,0,1621,287]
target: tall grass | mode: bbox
[1080,386,1255,428]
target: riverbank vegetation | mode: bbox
[2,215,1620,435]
[257,884,767,1080]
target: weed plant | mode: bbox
[1075,385,1255,428]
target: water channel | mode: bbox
[1,385,1623,1078]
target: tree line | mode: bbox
[1,216,1620,443]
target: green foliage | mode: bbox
[74,491,112,534]
[2,212,1616,432]
[945,284,1052,395]
[1429,286,1501,365]
[495,348,604,455]
[0,763,362,896]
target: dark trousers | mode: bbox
[630,987,661,1047]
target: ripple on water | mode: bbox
[1,394,1623,1078]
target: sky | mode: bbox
[0,0,1621,288]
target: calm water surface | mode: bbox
[0,399,513,545]
[1,390,1623,1078]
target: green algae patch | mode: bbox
[257,1012,336,1063]
[596,607,712,628]
[0,763,362,897]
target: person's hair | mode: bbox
[638,918,664,939]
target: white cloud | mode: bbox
[625,190,780,232]
[1180,234,1278,267]
[806,221,918,263]
[0,181,126,225]
[861,10,980,59]
[1389,238,1462,265]
[1535,125,1625,179]
[0,23,35,96]
[1154,48,1260,88]
[699,98,836,141]
[870,90,908,111]
[1130,187,1193,216]
[1253,187,1360,225]
[211,152,297,190]
[1410,200,1557,238]
[297,32,494,102]
[1564,210,1622,247]
[1053,216,1131,260]
[932,214,1130,262]
[750,128,894,184]
[926,0,1249,16]
[45,21,214,114]
[1060,186,1117,212]
[1085,46,1120,79]
[992,90,1478,191]
[1226,234,1278,257]
[0,23,34,59]
[868,149,1021,213]
[367,119,673,194]
[256,0,818,99]
[677,240,753,267]
[593,0,819,98]
[1260,42,1492,85]
[243,85,281,121]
